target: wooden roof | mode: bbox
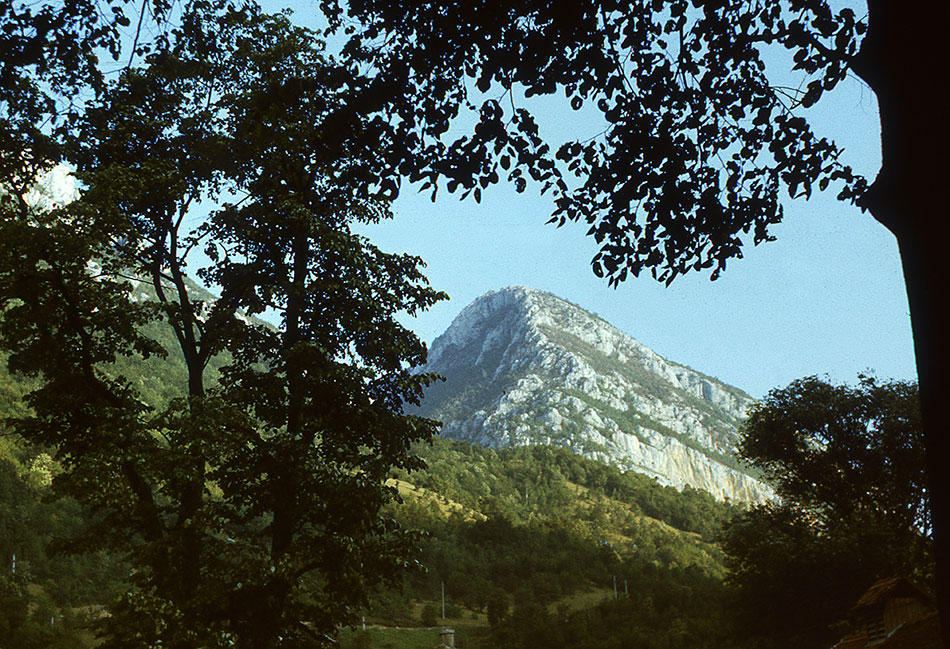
[852,576,932,611]
[832,576,943,649]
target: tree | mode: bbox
[320,0,949,636]
[722,376,931,648]
[1,3,443,647]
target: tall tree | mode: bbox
[1,3,443,647]
[322,0,949,634]
[722,376,930,648]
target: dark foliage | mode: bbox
[2,2,444,647]
[723,376,931,649]
[486,562,744,649]
[322,0,867,285]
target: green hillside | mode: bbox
[344,437,747,649]
[0,294,753,648]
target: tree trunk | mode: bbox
[893,206,949,640]
[854,0,949,641]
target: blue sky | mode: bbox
[279,2,916,399]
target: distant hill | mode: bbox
[417,286,771,503]
[393,436,737,557]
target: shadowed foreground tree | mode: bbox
[322,0,948,636]
[723,376,931,648]
[1,3,443,647]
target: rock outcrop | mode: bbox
[22,164,79,211]
[418,286,773,503]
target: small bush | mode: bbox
[420,603,439,627]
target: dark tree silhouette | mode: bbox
[723,376,930,648]
[2,3,443,646]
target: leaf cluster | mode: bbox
[323,0,868,285]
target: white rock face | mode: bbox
[419,286,773,504]
[22,164,79,211]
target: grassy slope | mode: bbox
[355,438,741,649]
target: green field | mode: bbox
[338,624,488,649]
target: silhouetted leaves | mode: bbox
[323,0,868,286]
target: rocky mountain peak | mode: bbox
[419,286,773,504]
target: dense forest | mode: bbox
[1,389,741,648]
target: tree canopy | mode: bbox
[323,0,867,284]
[723,376,931,648]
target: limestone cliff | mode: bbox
[418,286,773,503]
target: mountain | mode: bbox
[417,286,773,503]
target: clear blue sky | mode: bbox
[280,2,916,399]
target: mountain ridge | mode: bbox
[418,286,773,503]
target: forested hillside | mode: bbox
[3,353,748,648]
[394,439,737,541]
[355,439,748,649]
